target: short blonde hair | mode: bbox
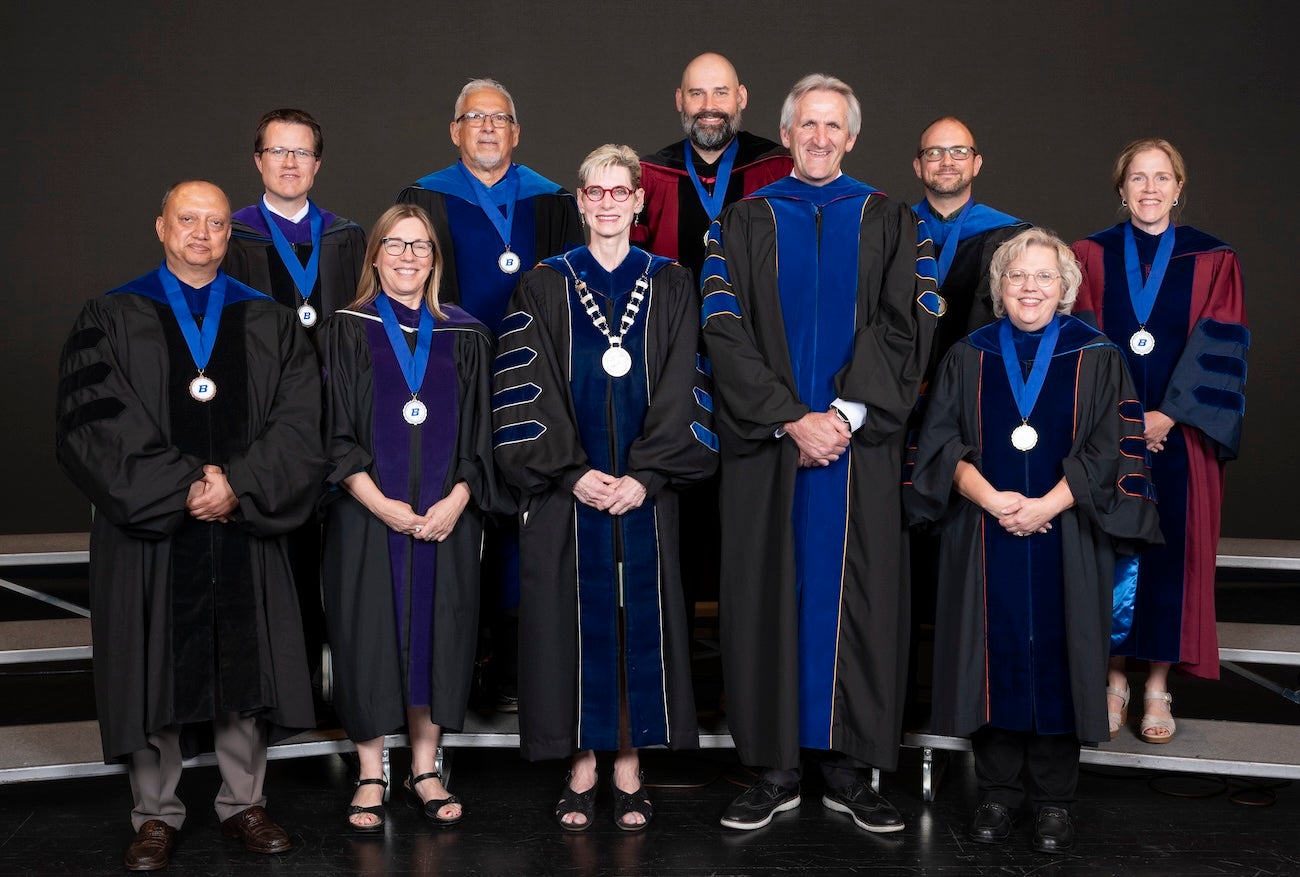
[988,228,1081,318]
[1112,137,1187,219]
[578,143,641,189]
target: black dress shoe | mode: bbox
[1032,806,1075,852]
[968,801,1014,844]
[221,805,292,854]
[124,819,177,871]
[821,780,905,833]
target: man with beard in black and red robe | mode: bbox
[634,53,791,648]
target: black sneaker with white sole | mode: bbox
[719,779,801,830]
[821,780,905,833]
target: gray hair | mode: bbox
[578,144,641,189]
[988,228,1081,318]
[453,78,518,123]
[779,73,862,137]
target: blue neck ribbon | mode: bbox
[684,137,739,222]
[258,201,323,303]
[1123,222,1176,326]
[458,161,519,252]
[932,201,971,288]
[374,293,435,398]
[998,315,1061,423]
[157,264,228,372]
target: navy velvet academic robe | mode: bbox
[907,316,1163,744]
[702,175,942,771]
[492,247,717,760]
[1073,224,1247,679]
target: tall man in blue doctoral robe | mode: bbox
[397,78,583,710]
[703,75,942,832]
[55,181,324,871]
[223,108,366,686]
[906,116,1030,724]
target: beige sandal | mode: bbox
[1140,691,1176,744]
[1106,685,1130,740]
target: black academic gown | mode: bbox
[906,317,1163,744]
[55,270,325,761]
[492,247,717,760]
[316,302,503,740]
[225,209,366,321]
[701,176,942,771]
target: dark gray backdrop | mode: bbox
[3,2,1293,536]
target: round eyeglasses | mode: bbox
[917,145,976,162]
[381,238,435,258]
[256,146,318,161]
[580,185,634,202]
[1003,270,1061,287]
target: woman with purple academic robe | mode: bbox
[1072,139,1248,745]
[493,145,716,832]
[908,229,1162,852]
[317,204,503,831]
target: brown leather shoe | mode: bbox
[124,819,177,871]
[220,805,292,854]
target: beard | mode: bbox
[924,171,971,198]
[682,109,740,151]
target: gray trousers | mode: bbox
[127,712,268,830]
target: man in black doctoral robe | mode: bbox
[223,108,366,686]
[906,116,1030,725]
[396,78,583,710]
[633,51,793,662]
[55,181,325,871]
[703,75,941,833]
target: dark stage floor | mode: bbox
[2,572,1298,875]
[0,744,1296,876]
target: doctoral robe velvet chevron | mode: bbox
[492,248,717,760]
[702,175,941,771]
[1072,223,1247,679]
[55,270,325,761]
[906,317,1162,744]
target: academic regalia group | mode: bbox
[52,59,1247,873]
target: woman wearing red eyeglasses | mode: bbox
[493,144,717,831]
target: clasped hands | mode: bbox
[985,489,1056,538]
[187,464,237,522]
[573,469,647,516]
[384,484,470,542]
[785,410,851,468]
[1143,410,1175,454]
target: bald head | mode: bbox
[913,116,983,209]
[156,180,232,286]
[676,52,747,156]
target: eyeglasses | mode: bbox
[1003,269,1061,287]
[580,185,634,202]
[256,146,318,161]
[456,112,516,128]
[917,145,977,162]
[381,238,435,257]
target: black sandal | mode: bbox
[405,770,463,826]
[347,777,388,833]
[555,772,597,832]
[613,772,653,832]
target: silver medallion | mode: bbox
[498,250,521,274]
[1011,422,1039,452]
[297,303,318,328]
[602,346,632,378]
[403,397,428,425]
[189,374,217,403]
[1129,329,1155,356]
